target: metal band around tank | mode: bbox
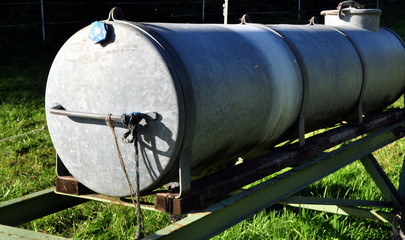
[382,27,405,49]
[264,26,310,146]
[380,27,405,105]
[326,26,367,124]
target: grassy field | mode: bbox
[1,2,405,239]
[2,72,404,240]
[1,60,403,240]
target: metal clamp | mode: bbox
[240,14,251,24]
[107,7,125,21]
[177,148,192,198]
[308,16,317,26]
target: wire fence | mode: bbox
[0,126,47,143]
[0,0,388,42]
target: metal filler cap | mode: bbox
[88,21,108,43]
[321,1,382,31]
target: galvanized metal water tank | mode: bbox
[45,7,405,196]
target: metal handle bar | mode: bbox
[337,1,365,19]
[49,105,157,122]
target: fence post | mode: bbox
[223,0,228,24]
[40,0,45,41]
[202,0,205,23]
[298,0,301,22]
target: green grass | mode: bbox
[1,67,403,240]
[0,67,55,201]
[214,207,391,240]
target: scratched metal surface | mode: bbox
[46,22,185,196]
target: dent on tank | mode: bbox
[45,5,405,197]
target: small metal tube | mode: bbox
[40,0,45,41]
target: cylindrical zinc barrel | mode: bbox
[45,13,405,196]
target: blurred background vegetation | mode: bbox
[1,0,401,68]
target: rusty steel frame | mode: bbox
[0,114,404,239]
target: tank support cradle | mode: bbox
[177,148,192,198]
[1,109,405,239]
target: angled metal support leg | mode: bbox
[361,154,403,210]
[0,224,70,240]
[399,157,405,205]
[398,94,405,205]
[299,113,305,147]
[397,156,405,239]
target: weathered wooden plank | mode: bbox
[56,176,93,195]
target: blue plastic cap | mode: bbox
[88,21,107,43]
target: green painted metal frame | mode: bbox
[280,195,396,222]
[144,120,405,239]
[0,188,87,226]
[0,119,403,239]
[55,191,158,212]
[279,128,405,224]
[0,188,87,240]
[0,224,69,240]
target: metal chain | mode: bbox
[105,114,143,239]
[0,126,47,143]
